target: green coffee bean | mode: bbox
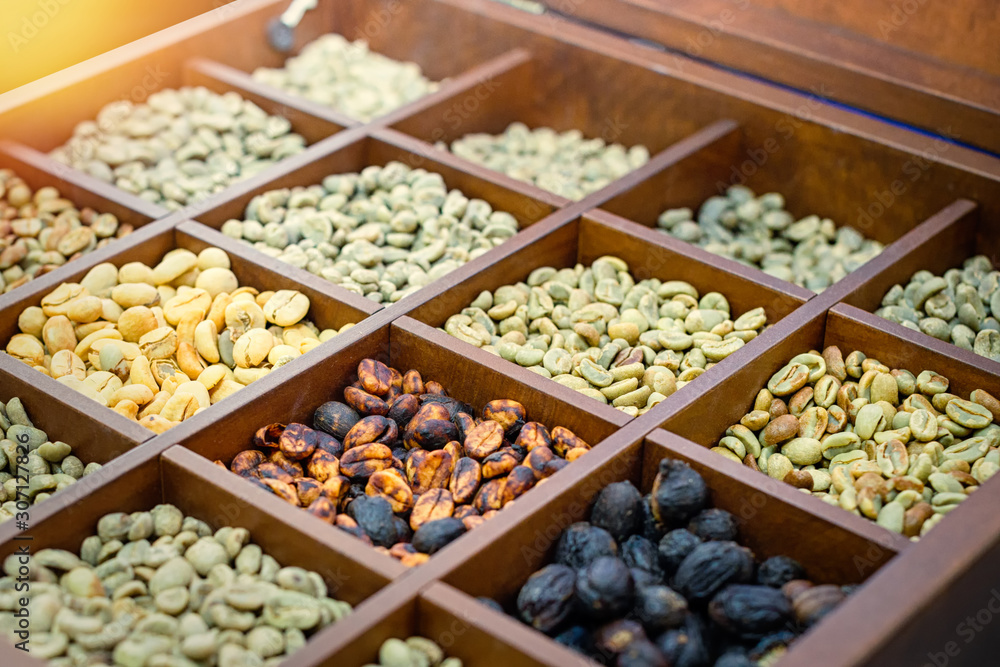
[656,186,883,291]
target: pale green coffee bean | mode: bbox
[600,378,639,400]
[781,438,822,465]
[719,436,747,460]
[876,502,905,533]
[765,453,793,481]
[613,385,652,408]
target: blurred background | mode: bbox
[0,0,237,94]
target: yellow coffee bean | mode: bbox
[113,399,140,420]
[162,289,211,326]
[225,301,266,336]
[74,328,122,359]
[111,283,160,309]
[42,315,77,353]
[233,329,274,368]
[130,355,159,393]
[194,320,219,363]
[50,349,86,380]
[151,249,198,285]
[160,392,200,421]
[139,391,170,419]
[267,344,300,365]
[209,379,244,403]
[109,385,154,408]
[197,365,230,391]
[138,414,177,434]
[195,268,238,298]
[138,327,178,360]
[197,247,230,270]
[100,299,123,323]
[17,306,46,337]
[41,283,86,316]
[174,381,210,409]
[66,296,103,323]
[206,293,231,332]
[233,367,269,384]
[118,262,154,284]
[263,290,310,327]
[177,341,206,379]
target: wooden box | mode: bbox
[0,0,998,664]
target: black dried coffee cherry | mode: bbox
[412,517,466,554]
[655,615,711,667]
[517,564,577,634]
[576,557,636,619]
[658,529,702,575]
[554,522,618,570]
[714,648,755,667]
[650,460,708,526]
[477,597,505,614]
[591,481,644,542]
[594,619,646,656]
[631,568,661,591]
[313,401,360,441]
[617,640,668,667]
[634,585,688,634]
[756,555,806,588]
[674,541,754,604]
[641,495,668,543]
[709,584,792,639]
[346,495,398,548]
[748,630,797,661]
[554,625,593,654]
[688,508,739,542]
[621,535,662,578]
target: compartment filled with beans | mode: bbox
[220,359,593,567]
[4,246,355,433]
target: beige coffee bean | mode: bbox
[195,320,220,363]
[112,283,160,309]
[66,296,103,323]
[162,289,212,326]
[41,283,87,316]
[195,267,238,298]
[152,249,198,285]
[197,247,231,270]
[119,262,154,284]
[139,327,179,360]
[50,349,86,380]
[262,290,310,327]
[18,306,47,337]
[233,329,274,368]
[225,301,266,336]
[42,315,77,353]
[80,263,119,294]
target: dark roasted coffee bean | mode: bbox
[358,359,393,396]
[313,401,360,440]
[343,415,397,450]
[344,386,389,416]
[252,423,285,449]
[449,456,482,505]
[412,517,466,554]
[340,443,393,479]
[410,488,455,531]
[279,422,320,461]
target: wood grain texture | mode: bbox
[541,0,1000,154]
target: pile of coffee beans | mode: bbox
[443,256,769,415]
[0,396,102,522]
[50,87,308,210]
[0,505,351,664]
[657,186,884,292]
[441,122,650,201]
[219,161,520,304]
[718,345,1000,539]
[252,34,439,121]
[5,247,354,433]
[0,169,131,294]
[876,254,1000,361]
[223,359,591,566]
[369,636,463,667]
[494,459,849,665]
